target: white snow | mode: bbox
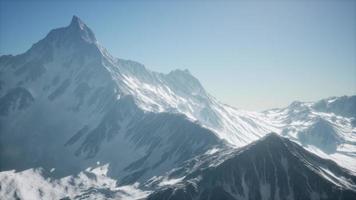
[158,177,185,186]
[0,166,151,200]
[1,16,356,199]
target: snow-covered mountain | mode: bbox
[0,16,224,183]
[0,166,150,200]
[264,96,356,172]
[2,134,354,200]
[1,16,355,199]
[147,133,356,200]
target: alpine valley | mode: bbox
[0,16,355,200]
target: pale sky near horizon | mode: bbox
[0,0,355,110]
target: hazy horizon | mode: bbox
[1,0,355,110]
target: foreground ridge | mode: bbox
[148,133,356,200]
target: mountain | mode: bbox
[1,16,355,200]
[0,16,224,183]
[0,165,150,200]
[264,96,356,172]
[2,17,354,175]
[312,96,356,118]
[2,134,355,200]
[147,133,356,200]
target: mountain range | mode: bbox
[0,16,355,200]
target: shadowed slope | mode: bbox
[148,133,356,200]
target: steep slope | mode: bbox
[147,133,356,200]
[1,16,355,198]
[264,96,356,172]
[113,64,278,146]
[0,165,150,200]
[0,16,224,183]
[312,96,356,118]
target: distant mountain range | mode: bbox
[0,16,355,200]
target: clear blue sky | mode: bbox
[1,0,355,110]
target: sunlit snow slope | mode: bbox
[0,165,150,200]
[0,16,355,200]
[1,15,355,175]
[264,96,356,172]
[0,16,224,183]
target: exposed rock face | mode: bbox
[0,16,223,183]
[1,16,356,200]
[148,134,356,200]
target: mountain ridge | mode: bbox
[0,16,356,200]
[147,133,356,200]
